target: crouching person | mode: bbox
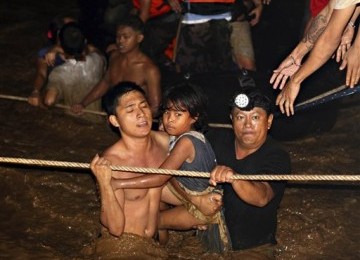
[208,87,291,259]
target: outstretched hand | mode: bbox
[275,78,301,116]
[270,55,301,90]
[340,44,360,88]
[335,25,355,63]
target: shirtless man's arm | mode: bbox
[71,52,115,114]
[91,154,125,237]
[111,137,222,215]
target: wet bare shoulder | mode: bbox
[151,131,170,151]
[100,141,126,164]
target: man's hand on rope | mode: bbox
[270,55,301,90]
[28,90,41,107]
[71,103,85,115]
[209,165,236,186]
[90,154,112,185]
[275,78,301,116]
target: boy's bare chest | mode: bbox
[109,61,146,86]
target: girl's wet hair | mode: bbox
[103,81,146,116]
[162,82,209,133]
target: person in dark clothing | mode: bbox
[208,87,291,259]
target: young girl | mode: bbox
[111,82,230,252]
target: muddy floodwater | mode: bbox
[0,0,359,259]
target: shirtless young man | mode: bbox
[72,15,161,116]
[90,82,168,240]
[91,82,222,257]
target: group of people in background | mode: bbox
[25,0,359,259]
[27,0,273,118]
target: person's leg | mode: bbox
[157,201,170,245]
[230,21,256,71]
[161,185,183,205]
[159,205,204,230]
[162,182,223,216]
[209,19,235,72]
[142,13,179,65]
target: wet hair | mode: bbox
[103,81,146,116]
[58,22,86,58]
[229,87,274,115]
[162,83,208,133]
[116,15,145,34]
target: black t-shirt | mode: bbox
[206,128,291,250]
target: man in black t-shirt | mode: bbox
[207,87,291,259]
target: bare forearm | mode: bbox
[81,79,109,107]
[349,6,360,25]
[112,175,171,190]
[292,32,340,85]
[292,8,332,62]
[292,7,355,85]
[232,180,274,207]
[33,72,47,91]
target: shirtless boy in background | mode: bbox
[72,15,161,116]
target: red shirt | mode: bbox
[310,0,329,17]
[132,0,171,18]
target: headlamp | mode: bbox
[234,93,249,108]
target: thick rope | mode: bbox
[0,94,107,116]
[2,83,359,129]
[0,94,231,129]
[1,157,359,182]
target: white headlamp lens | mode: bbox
[234,94,249,108]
